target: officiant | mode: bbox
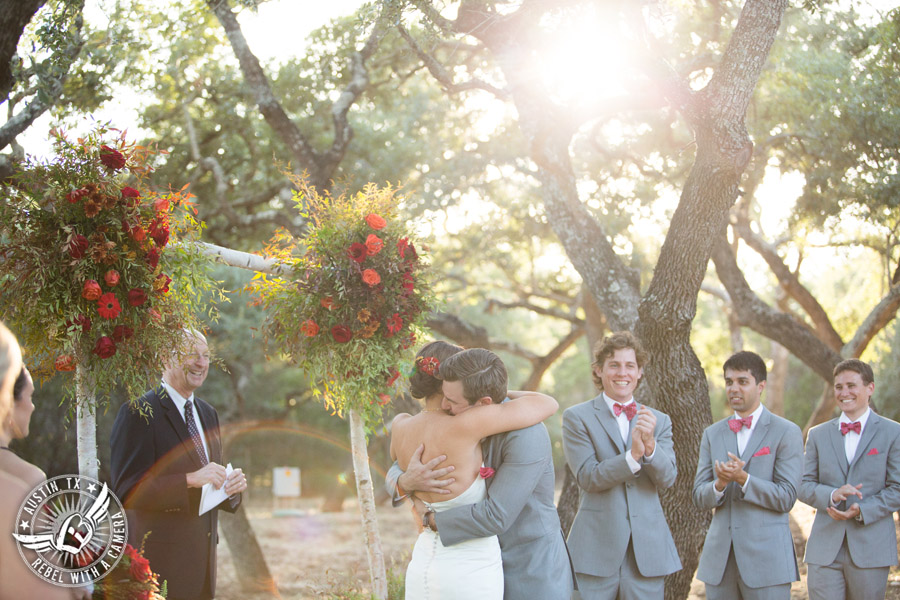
[110,329,247,600]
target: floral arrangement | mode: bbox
[249,178,434,423]
[0,126,214,405]
[92,542,167,600]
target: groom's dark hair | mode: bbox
[440,348,508,405]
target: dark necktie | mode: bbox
[184,400,209,465]
[728,416,753,433]
[840,421,861,436]
[613,402,637,421]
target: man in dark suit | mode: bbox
[110,330,247,600]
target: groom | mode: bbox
[386,348,575,600]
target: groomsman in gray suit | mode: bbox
[799,359,900,600]
[693,350,803,600]
[562,331,681,599]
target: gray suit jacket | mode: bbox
[386,423,574,600]
[799,412,900,568]
[562,396,681,578]
[692,407,802,588]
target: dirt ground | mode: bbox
[214,499,900,599]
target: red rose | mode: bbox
[131,224,147,242]
[154,273,171,294]
[145,247,159,269]
[365,234,383,256]
[365,213,387,230]
[99,145,126,170]
[129,552,152,582]
[347,243,367,263]
[68,234,89,259]
[92,336,116,358]
[153,196,170,213]
[120,187,140,205]
[149,218,169,247]
[300,319,319,337]
[124,544,138,560]
[54,355,76,372]
[66,188,88,203]
[385,313,402,337]
[82,280,102,301]
[127,288,147,306]
[97,293,122,319]
[331,325,352,343]
[112,325,134,342]
[361,269,381,287]
[386,368,400,386]
[69,314,92,333]
[398,237,418,260]
[104,269,120,287]
[377,393,392,406]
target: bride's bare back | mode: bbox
[390,392,558,504]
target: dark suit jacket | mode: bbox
[110,385,240,600]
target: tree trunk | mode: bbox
[767,341,789,416]
[557,464,579,537]
[219,509,279,596]
[803,383,836,438]
[348,409,388,600]
[75,364,98,479]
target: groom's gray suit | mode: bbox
[799,411,900,599]
[693,406,803,598]
[562,396,681,598]
[386,422,574,600]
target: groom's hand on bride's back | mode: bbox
[399,444,456,495]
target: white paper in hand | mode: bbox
[199,463,234,516]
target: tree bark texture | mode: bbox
[348,409,388,600]
[0,0,45,101]
[219,510,279,596]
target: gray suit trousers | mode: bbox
[807,539,889,600]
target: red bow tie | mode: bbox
[613,402,637,421]
[728,416,753,433]
[840,421,861,436]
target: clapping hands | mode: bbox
[630,407,657,461]
[714,452,749,492]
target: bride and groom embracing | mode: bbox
[387,342,576,600]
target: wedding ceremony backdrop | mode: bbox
[1,1,899,599]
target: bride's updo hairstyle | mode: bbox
[409,340,463,400]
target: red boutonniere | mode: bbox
[752,446,771,457]
[479,467,495,480]
[867,448,879,456]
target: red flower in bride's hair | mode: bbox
[97,293,121,319]
[417,356,439,376]
[479,467,495,479]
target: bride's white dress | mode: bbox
[404,475,503,600]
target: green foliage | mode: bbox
[250,180,436,425]
[0,125,216,408]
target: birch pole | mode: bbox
[349,409,388,599]
[75,363,99,479]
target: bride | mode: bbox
[390,342,558,600]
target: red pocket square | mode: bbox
[752,446,771,457]
[479,467,495,479]
[867,448,879,456]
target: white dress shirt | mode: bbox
[162,380,210,460]
[603,393,654,473]
[829,408,872,508]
